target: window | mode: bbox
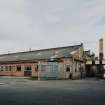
[66,67,70,72]
[0,66,3,71]
[41,65,46,71]
[25,66,32,71]
[17,66,21,71]
[35,65,38,72]
[75,62,78,72]
[9,66,11,71]
[5,66,8,71]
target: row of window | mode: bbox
[0,65,32,72]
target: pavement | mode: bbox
[0,77,105,105]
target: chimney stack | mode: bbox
[99,38,104,60]
[99,38,104,74]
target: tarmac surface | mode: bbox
[0,77,105,105]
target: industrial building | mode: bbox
[85,38,105,77]
[0,43,86,80]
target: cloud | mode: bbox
[0,0,105,56]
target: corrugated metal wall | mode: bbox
[38,62,64,80]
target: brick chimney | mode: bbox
[99,38,104,60]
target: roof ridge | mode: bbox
[0,43,83,56]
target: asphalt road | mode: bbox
[0,77,105,105]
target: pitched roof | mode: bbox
[0,44,83,63]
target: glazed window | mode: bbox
[1,66,3,71]
[41,65,46,71]
[25,66,32,71]
[17,66,21,71]
[5,66,8,71]
[9,66,11,71]
[66,67,70,72]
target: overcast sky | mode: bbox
[0,0,105,56]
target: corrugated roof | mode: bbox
[0,44,83,63]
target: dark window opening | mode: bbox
[1,66,3,71]
[25,66,32,71]
[35,65,38,72]
[5,66,8,71]
[17,66,21,71]
[66,67,70,72]
[9,66,11,71]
